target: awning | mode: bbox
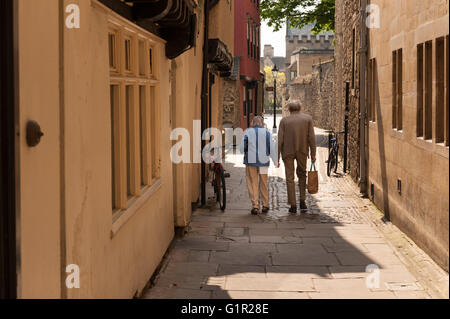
[208,38,233,77]
[99,0,197,59]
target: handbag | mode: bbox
[307,162,319,194]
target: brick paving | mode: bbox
[143,126,448,299]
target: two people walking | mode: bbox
[241,101,316,215]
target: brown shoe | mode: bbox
[300,200,308,211]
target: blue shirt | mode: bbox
[239,126,278,167]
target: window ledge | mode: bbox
[413,137,449,158]
[390,128,404,140]
[111,179,163,238]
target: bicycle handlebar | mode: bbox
[324,130,345,135]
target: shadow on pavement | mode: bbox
[143,131,399,299]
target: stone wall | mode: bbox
[365,0,449,271]
[222,78,241,128]
[334,0,361,183]
[288,60,336,132]
[334,0,449,270]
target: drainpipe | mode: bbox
[200,0,209,206]
[200,0,218,206]
[359,0,368,195]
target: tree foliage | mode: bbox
[264,66,286,88]
[260,0,335,34]
[264,66,285,108]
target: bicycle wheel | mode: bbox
[216,167,227,211]
[334,147,339,173]
[327,151,336,177]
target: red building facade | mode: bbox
[235,0,263,129]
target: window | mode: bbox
[110,85,119,209]
[150,86,160,180]
[243,86,247,117]
[446,35,450,146]
[254,24,259,60]
[139,86,148,187]
[435,36,445,144]
[392,49,402,130]
[417,41,433,140]
[109,33,117,70]
[351,28,356,88]
[368,58,377,122]
[149,46,154,75]
[139,40,145,76]
[250,25,253,59]
[108,25,161,213]
[247,17,250,57]
[248,88,253,115]
[125,86,134,198]
[424,41,433,139]
[417,43,424,137]
[124,37,132,72]
[256,25,260,61]
[417,35,449,145]
[253,24,257,59]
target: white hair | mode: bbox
[251,116,265,127]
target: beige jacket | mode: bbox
[278,112,317,159]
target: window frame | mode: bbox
[392,48,403,131]
[108,17,162,220]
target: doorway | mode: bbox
[0,0,17,299]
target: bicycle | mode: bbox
[324,130,345,177]
[208,148,230,211]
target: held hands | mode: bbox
[311,155,317,163]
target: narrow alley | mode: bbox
[143,116,449,300]
[1,0,448,303]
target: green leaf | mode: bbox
[261,0,335,34]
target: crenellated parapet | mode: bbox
[288,34,335,45]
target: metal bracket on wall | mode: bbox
[26,121,44,147]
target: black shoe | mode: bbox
[289,206,297,214]
[262,206,270,214]
[251,208,259,215]
[300,201,308,211]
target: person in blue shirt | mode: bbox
[240,116,278,215]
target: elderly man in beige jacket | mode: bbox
[277,101,317,213]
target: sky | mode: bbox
[260,20,286,57]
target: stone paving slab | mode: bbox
[250,235,303,244]
[162,262,219,277]
[266,266,330,279]
[144,287,212,299]
[301,237,336,245]
[308,291,397,299]
[225,277,315,292]
[323,242,369,253]
[154,274,226,291]
[216,236,250,243]
[210,251,271,266]
[176,240,230,252]
[272,245,341,266]
[212,291,311,299]
[329,265,417,282]
[217,265,266,278]
[225,222,278,229]
[249,228,301,237]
